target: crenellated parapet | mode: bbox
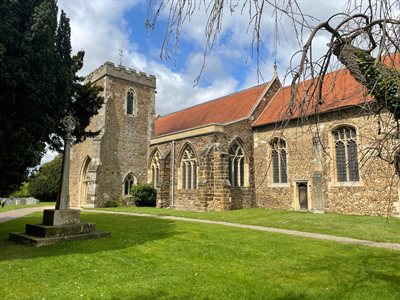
[86,61,156,88]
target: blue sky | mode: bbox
[41,0,349,164]
[56,0,349,115]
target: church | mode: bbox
[69,61,400,217]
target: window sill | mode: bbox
[328,181,364,188]
[269,183,290,188]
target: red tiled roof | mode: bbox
[252,68,369,127]
[155,83,269,136]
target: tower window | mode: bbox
[127,90,135,115]
[123,173,137,195]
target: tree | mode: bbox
[147,0,400,163]
[10,182,31,198]
[28,155,62,202]
[0,1,103,196]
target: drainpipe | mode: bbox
[171,140,176,208]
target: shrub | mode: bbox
[105,200,118,207]
[131,183,156,207]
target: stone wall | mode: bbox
[149,120,255,211]
[253,108,400,216]
[148,77,281,211]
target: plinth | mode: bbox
[9,209,109,247]
[9,116,109,247]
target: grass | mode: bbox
[1,212,400,299]
[89,207,400,244]
[0,202,55,212]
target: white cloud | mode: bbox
[40,149,58,165]
[57,0,363,118]
[58,0,242,116]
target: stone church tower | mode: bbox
[69,62,156,207]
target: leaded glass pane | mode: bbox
[234,159,238,186]
[127,91,134,114]
[152,166,155,187]
[240,158,244,186]
[228,157,232,184]
[272,150,279,183]
[336,142,347,182]
[124,180,129,195]
[280,150,287,183]
[348,140,360,181]
[182,163,186,189]
[193,161,197,189]
[188,163,192,190]
[155,167,159,187]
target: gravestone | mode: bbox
[9,116,110,247]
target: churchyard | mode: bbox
[1,208,399,299]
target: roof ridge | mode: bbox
[158,82,269,119]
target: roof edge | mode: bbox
[246,73,279,120]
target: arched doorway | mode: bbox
[79,156,91,207]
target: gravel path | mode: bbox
[0,206,54,223]
[88,209,400,251]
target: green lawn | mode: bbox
[1,212,400,299]
[89,207,400,244]
[0,202,55,212]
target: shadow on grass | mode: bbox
[0,212,179,261]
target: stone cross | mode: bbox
[56,115,76,210]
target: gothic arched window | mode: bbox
[181,145,197,190]
[271,138,287,183]
[333,126,359,182]
[228,141,246,187]
[151,151,161,188]
[127,90,135,115]
[123,173,137,196]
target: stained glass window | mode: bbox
[271,138,287,183]
[181,145,197,190]
[229,141,246,187]
[333,127,359,182]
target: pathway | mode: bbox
[88,209,400,251]
[0,206,54,223]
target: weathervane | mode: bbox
[119,49,124,66]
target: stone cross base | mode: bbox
[9,209,110,247]
[42,209,81,226]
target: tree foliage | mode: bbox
[28,155,62,202]
[0,1,103,196]
[10,182,31,198]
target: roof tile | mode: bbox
[155,83,269,136]
[252,69,368,127]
